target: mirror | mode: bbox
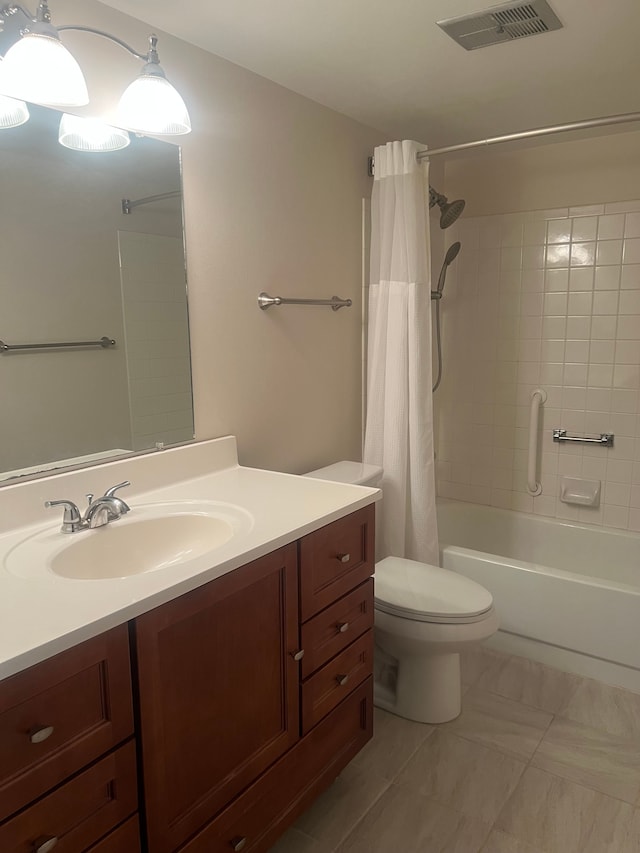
[0,104,194,484]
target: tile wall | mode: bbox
[435,200,640,530]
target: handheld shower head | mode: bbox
[429,186,466,229]
[436,241,461,295]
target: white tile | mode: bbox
[564,364,588,386]
[567,292,592,315]
[589,340,615,363]
[623,238,640,265]
[607,459,633,484]
[614,364,640,389]
[596,240,623,266]
[522,270,544,292]
[478,219,503,249]
[564,340,589,363]
[546,244,570,268]
[604,482,631,506]
[524,220,546,246]
[547,220,571,244]
[619,290,640,315]
[603,505,629,528]
[615,341,640,364]
[568,267,593,291]
[570,242,595,267]
[520,292,543,316]
[542,316,567,338]
[624,212,640,239]
[616,316,640,339]
[598,213,625,240]
[571,217,597,242]
[592,291,619,315]
[620,265,640,289]
[562,387,587,409]
[611,389,638,412]
[591,316,617,339]
[586,388,612,411]
[582,457,607,479]
[541,340,565,361]
[545,269,569,292]
[588,363,614,387]
[566,316,591,339]
[522,245,545,269]
[593,266,620,291]
[544,292,567,315]
[605,200,640,214]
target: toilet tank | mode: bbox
[304,461,383,488]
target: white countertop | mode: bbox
[0,437,379,680]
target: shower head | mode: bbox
[436,241,461,295]
[429,187,466,229]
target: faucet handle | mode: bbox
[103,481,130,498]
[44,500,83,534]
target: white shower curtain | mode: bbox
[363,140,439,565]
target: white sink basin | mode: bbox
[4,501,254,581]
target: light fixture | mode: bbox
[0,2,88,106]
[58,112,130,152]
[116,37,191,135]
[0,2,191,136]
[0,59,29,127]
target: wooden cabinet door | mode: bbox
[134,545,300,853]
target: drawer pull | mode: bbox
[291,649,305,661]
[230,837,247,851]
[337,621,350,633]
[29,725,54,744]
[34,836,58,853]
[337,553,351,563]
[336,674,349,686]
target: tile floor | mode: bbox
[268,646,640,853]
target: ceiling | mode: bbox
[98,0,640,149]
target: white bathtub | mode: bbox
[437,499,640,691]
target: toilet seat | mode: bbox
[374,556,494,625]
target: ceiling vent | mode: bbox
[437,0,563,50]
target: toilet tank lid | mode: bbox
[303,461,383,486]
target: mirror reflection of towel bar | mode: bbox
[0,336,116,353]
[553,429,614,447]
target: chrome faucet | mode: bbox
[45,481,131,533]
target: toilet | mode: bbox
[304,461,498,724]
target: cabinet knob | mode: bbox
[337,621,350,634]
[291,649,305,661]
[34,836,58,853]
[337,553,351,564]
[336,674,349,686]
[29,725,54,744]
[230,836,247,851]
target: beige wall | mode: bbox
[445,129,640,217]
[42,0,383,475]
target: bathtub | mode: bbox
[436,499,640,692]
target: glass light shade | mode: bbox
[0,33,89,107]
[58,113,130,152]
[116,74,191,135]
[0,94,29,128]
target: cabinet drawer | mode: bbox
[0,624,134,822]
[301,579,374,678]
[299,505,375,621]
[301,630,374,734]
[86,816,141,853]
[0,740,138,853]
[179,679,373,853]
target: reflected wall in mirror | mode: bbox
[0,104,194,484]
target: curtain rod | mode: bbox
[415,111,640,160]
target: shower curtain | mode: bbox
[363,140,439,565]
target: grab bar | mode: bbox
[527,388,547,496]
[553,429,614,447]
[258,292,352,311]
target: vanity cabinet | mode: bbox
[134,544,300,853]
[136,503,375,853]
[0,624,139,851]
[0,503,375,853]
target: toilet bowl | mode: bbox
[304,461,499,724]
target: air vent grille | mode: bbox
[437,0,562,50]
